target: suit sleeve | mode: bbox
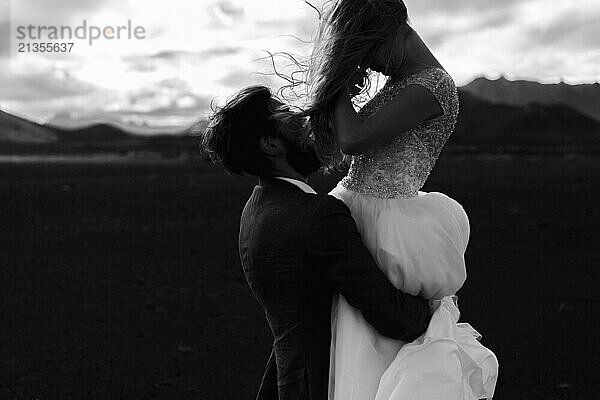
[306,196,431,342]
[255,346,278,400]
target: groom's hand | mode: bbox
[347,67,368,97]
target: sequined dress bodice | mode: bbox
[340,67,459,199]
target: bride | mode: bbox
[301,1,499,399]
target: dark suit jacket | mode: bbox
[238,178,431,400]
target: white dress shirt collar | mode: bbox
[274,177,317,194]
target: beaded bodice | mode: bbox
[340,67,459,199]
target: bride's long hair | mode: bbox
[300,0,409,171]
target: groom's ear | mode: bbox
[259,136,285,156]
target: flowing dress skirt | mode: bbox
[328,183,498,400]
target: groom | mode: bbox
[201,86,431,400]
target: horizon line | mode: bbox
[2,73,599,129]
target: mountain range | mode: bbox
[454,91,600,147]
[1,76,599,155]
[0,110,203,156]
[461,75,600,122]
[452,76,600,148]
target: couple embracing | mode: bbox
[202,1,498,399]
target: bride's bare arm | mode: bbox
[334,84,442,155]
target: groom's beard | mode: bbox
[283,139,321,178]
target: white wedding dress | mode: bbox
[328,67,498,400]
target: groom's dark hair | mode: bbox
[201,85,279,177]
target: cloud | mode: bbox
[215,0,245,19]
[207,0,246,29]
[0,21,10,56]
[399,0,600,84]
[404,0,523,17]
[105,78,212,116]
[122,47,244,72]
[217,70,266,88]
[521,9,600,50]
[38,77,213,131]
[122,55,157,72]
[3,0,598,130]
[421,8,515,47]
[101,78,213,129]
[152,47,243,61]
[3,0,121,59]
[0,69,98,101]
[199,46,244,59]
[11,0,118,24]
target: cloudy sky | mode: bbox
[0,0,599,132]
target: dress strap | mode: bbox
[400,67,454,116]
[401,67,445,93]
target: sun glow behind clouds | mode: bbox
[2,0,319,129]
[0,0,599,130]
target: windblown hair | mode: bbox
[303,0,409,171]
[200,85,302,177]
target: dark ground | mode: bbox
[0,152,598,399]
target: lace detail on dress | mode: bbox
[339,67,459,199]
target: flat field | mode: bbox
[1,152,598,399]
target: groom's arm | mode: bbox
[307,196,431,342]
